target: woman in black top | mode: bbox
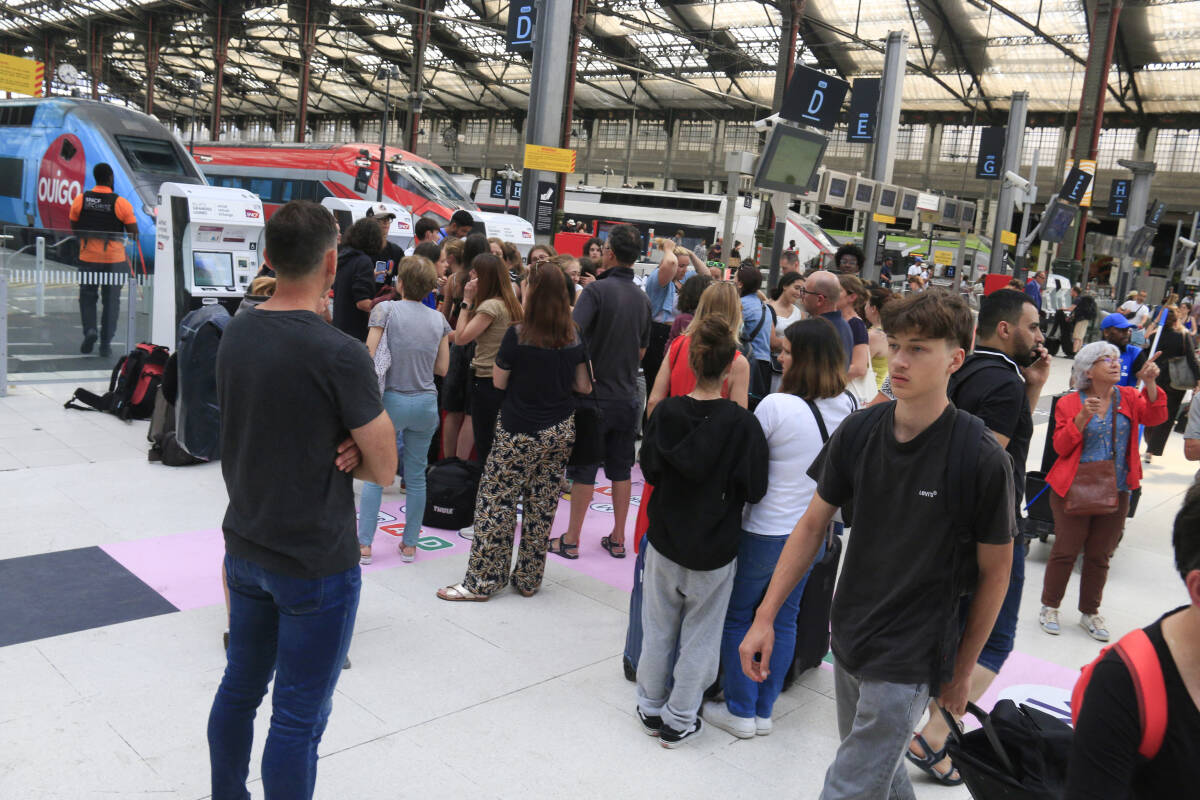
[332,217,383,341]
[438,263,591,601]
[1135,308,1199,460]
[1067,485,1200,799]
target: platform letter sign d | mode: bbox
[506,3,535,53]
[780,64,849,132]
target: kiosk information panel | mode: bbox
[848,178,876,212]
[193,251,235,288]
[899,189,920,218]
[875,184,900,217]
[819,170,851,209]
[753,125,829,194]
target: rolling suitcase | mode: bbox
[782,528,841,691]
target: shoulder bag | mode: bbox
[1167,334,1199,390]
[372,303,392,397]
[1064,392,1120,516]
[568,359,604,467]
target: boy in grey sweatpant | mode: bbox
[634,326,768,748]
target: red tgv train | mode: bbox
[192,142,480,225]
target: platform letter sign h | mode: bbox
[780,64,849,132]
[1108,179,1129,218]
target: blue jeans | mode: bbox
[978,532,1026,673]
[357,390,439,548]
[208,554,361,800]
[720,530,823,719]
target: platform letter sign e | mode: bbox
[846,78,880,143]
[780,64,849,132]
[507,3,535,53]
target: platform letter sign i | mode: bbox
[780,64,849,132]
[846,78,880,143]
[976,126,1005,180]
[1108,180,1129,218]
[506,3,535,53]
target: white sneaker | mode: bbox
[1080,613,1110,642]
[755,716,773,736]
[701,700,755,739]
[459,525,474,540]
[1039,606,1060,635]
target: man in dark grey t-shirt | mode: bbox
[740,291,1015,800]
[208,201,396,800]
[550,224,651,561]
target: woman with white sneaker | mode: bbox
[1039,341,1166,642]
[703,319,857,738]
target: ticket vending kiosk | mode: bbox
[321,198,415,252]
[153,183,265,349]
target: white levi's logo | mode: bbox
[918,489,938,499]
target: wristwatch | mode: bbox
[459,301,470,311]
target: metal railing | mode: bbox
[2,225,154,395]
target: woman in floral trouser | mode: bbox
[438,263,592,601]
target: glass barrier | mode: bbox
[1,224,153,388]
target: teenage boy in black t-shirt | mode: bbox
[739,290,1016,800]
[208,201,397,800]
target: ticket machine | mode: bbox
[153,183,264,349]
[474,211,536,256]
[321,197,414,252]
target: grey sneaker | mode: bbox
[1039,606,1060,635]
[1080,613,1110,642]
[701,700,755,739]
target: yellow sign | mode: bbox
[1064,158,1097,207]
[1000,230,1018,247]
[523,144,578,174]
[872,213,896,224]
[933,250,954,266]
[0,54,44,97]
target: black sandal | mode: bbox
[548,537,579,560]
[600,536,626,559]
[905,734,963,786]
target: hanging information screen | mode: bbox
[846,78,880,143]
[975,126,1005,180]
[753,125,829,194]
[506,3,536,52]
[1108,180,1129,218]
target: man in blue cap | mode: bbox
[1099,312,1142,387]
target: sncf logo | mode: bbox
[245,209,260,218]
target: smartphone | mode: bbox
[375,261,388,283]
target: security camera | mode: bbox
[1003,171,1031,191]
[1179,237,1197,250]
[754,114,782,132]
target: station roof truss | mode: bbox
[1,0,1199,126]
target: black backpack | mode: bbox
[423,458,483,530]
[65,343,170,422]
[175,304,230,462]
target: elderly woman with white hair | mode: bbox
[1039,341,1167,642]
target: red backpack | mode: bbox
[1071,628,1167,760]
[65,343,170,422]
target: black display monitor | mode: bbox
[900,190,918,214]
[828,176,848,199]
[879,188,897,207]
[753,125,829,194]
[940,201,959,227]
[193,251,234,287]
[855,183,874,204]
[1039,201,1076,244]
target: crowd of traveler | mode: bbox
[210,198,1200,799]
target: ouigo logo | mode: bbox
[37,134,87,229]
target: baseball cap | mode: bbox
[1100,312,1134,330]
[365,203,396,220]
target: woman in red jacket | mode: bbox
[1039,341,1166,642]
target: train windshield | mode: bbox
[115,136,194,177]
[388,161,477,211]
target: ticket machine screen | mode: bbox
[194,251,235,287]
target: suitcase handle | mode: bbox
[939,701,1017,778]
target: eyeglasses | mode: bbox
[797,288,825,298]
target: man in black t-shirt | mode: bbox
[208,201,396,800]
[739,290,1015,800]
[908,289,1050,784]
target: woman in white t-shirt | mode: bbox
[702,319,858,739]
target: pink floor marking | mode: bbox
[101,472,643,610]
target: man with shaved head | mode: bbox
[802,269,854,368]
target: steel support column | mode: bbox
[557,0,587,208]
[772,0,804,111]
[988,92,1029,275]
[43,36,55,98]
[144,18,159,116]
[518,0,573,226]
[89,26,102,101]
[210,5,229,140]
[861,31,909,281]
[296,0,317,143]
[407,0,429,154]
[1070,0,1124,259]
[1116,159,1155,293]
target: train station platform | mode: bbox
[0,354,1193,799]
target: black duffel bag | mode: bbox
[422,458,482,530]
